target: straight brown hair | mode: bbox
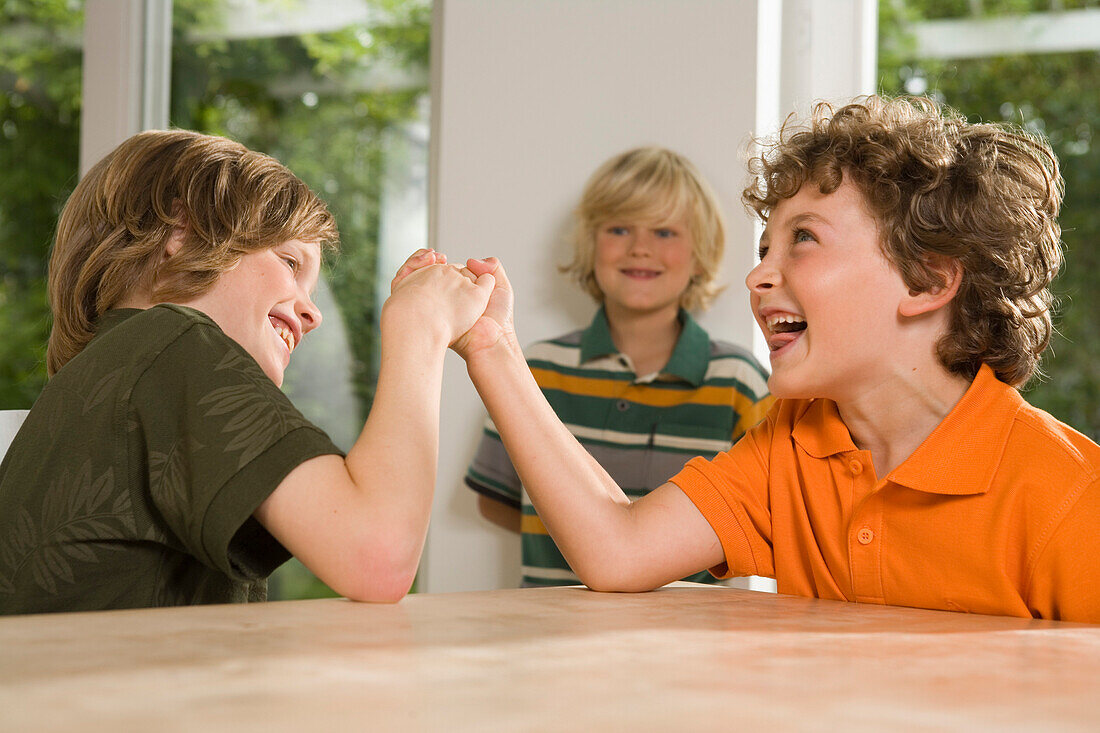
[47,129,338,375]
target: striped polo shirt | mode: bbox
[465,308,773,587]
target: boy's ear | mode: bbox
[164,202,188,259]
[898,256,963,318]
[163,226,186,259]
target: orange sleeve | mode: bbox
[1027,477,1100,623]
[670,404,777,579]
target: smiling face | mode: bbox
[175,239,323,386]
[593,213,699,322]
[746,179,912,402]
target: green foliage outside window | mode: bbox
[0,0,430,421]
[879,0,1100,439]
[0,0,83,408]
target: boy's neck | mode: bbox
[837,365,973,478]
[604,303,682,378]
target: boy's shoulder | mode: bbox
[83,303,219,349]
[523,328,587,367]
[534,326,587,350]
[52,304,239,395]
[109,303,218,335]
[916,371,1098,510]
[704,337,770,385]
[1006,398,1100,481]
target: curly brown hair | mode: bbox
[47,129,339,375]
[743,95,1063,387]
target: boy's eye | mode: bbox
[281,255,299,272]
[756,245,769,260]
[654,228,677,239]
[793,228,815,243]
[606,226,629,236]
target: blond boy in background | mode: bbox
[465,146,772,587]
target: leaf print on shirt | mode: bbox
[80,368,123,415]
[149,436,205,543]
[0,461,128,596]
[200,350,310,469]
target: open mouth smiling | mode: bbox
[764,313,807,351]
[766,313,807,333]
[620,268,661,279]
[269,315,297,353]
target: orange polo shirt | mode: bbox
[671,365,1100,622]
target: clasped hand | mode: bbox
[385,248,515,358]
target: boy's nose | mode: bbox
[745,259,777,292]
[299,295,323,333]
[627,231,652,253]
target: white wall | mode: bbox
[425,0,773,592]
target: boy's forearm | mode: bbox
[347,326,448,539]
[465,342,639,586]
[253,327,448,602]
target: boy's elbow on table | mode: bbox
[572,555,664,594]
[326,534,421,603]
[339,574,414,604]
[582,574,662,594]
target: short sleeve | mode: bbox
[669,406,777,579]
[1027,477,1100,623]
[464,416,522,509]
[131,321,342,581]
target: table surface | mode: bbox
[2,584,1098,732]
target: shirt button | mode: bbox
[849,459,863,475]
[616,400,630,412]
[857,528,874,545]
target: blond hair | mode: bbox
[561,146,726,311]
[47,129,339,375]
[743,96,1063,387]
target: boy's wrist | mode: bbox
[465,333,524,377]
[380,306,451,352]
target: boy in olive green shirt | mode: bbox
[0,130,494,614]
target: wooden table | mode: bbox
[2,584,1098,731]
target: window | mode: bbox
[170,0,431,597]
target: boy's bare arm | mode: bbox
[456,259,725,591]
[255,251,495,602]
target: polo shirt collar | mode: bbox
[578,308,618,363]
[791,399,858,458]
[889,365,1022,495]
[578,307,710,386]
[791,365,1022,495]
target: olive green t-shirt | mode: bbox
[0,305,341,615]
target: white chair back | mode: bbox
[0,409,30,460]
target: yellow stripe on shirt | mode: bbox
[520,513,550,535]
[531,368,756,409]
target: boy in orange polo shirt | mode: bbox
[449,95,1099,622]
